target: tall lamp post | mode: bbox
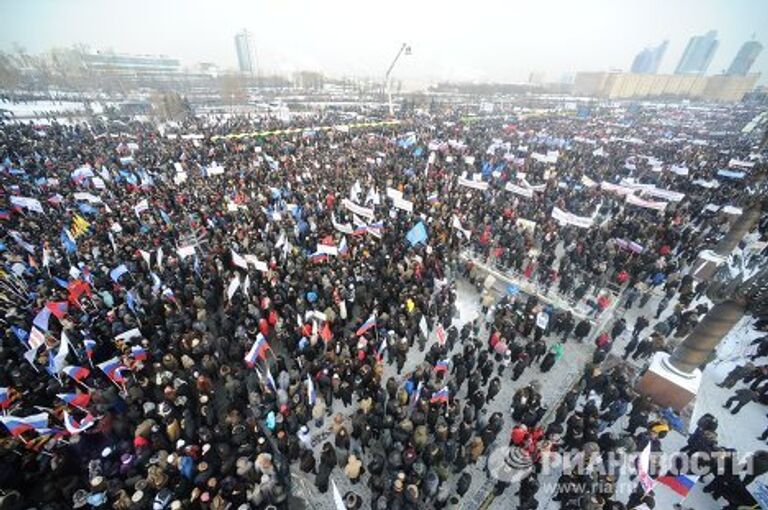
[384,43,411,117]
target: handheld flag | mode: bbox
[130,345,147,362]
[406,221,428,246]
[110,264,129,283]
[375,337,387,362]
[60,227,77,254]
[63,410,96,435]
[307,374,317,405]
[63,365,90,382]
[0,387,10,409]
[657,474,698,498]
[244,334,271,366]
[32,308,52,331]
[45,301,68,319]
[0,412,49,436]
[57,392,91,409]
[320,322,333,343]
[355,314,377,337]
[430,387,450,404]
[83,339,96,361]
[97,357,129,384]
[433,359,450,373]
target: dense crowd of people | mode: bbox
[0,101,766,510]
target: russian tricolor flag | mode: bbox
[0,387,10,409]
[430,387,450,404]
[367,222,384,235]
[57,392,91,409]
[352,225,368,236]
[338,237,349,256]
[97,357,129,384]
[658,474,698,497]
[375,338,387,362]
[83,339,96,359]
[63,410,96,435]
[355,314,377,337]
[309,252,328,263]
[131,345,147,362]
[0,412,49,436]
[245,334,271,367]
[433,359,450,373]
[63,365,90,382]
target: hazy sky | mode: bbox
[2,0,767,85]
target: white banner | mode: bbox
[177,245,196,259]
[600,181,635,196]
[385,187,403,201]
[73,192,102,204]
[642,187,685,203]
[457,176,488,191]
[505,182,534,198]
[393,196,414,212]
[331,213,354,234]
[342,199,375,220]
[728,158,755,169]
[551,207,593,229]
[626,194,667,212]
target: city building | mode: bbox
[630,40,668,74]
[675,30,719,75]
[234,29,257,75]
[727,40,764,76]
[573,71,759,102]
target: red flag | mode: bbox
[68,280,92,306]
[45,301,69,319]
[320,322,333,342]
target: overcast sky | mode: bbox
[1,0,767,85]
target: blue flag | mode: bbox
[110,264,129,283]
[406,221,428,246]
[60,228,77,254]
[12,326,29,346]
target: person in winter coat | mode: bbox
[540,342,563,372]
[344,454,364,483]
[573,319,591,342]
[486,377,502,403]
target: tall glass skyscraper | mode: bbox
[675,30,719,75]
[234,29,256,75]
[727,40,763,75]
[630,40,668,74]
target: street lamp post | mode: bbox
[384,43,411,117]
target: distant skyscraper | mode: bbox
[727,40,763,75]
[675,30,719,75]
[234,29,256,75]
[631,40,668,74]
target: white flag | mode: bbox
[134,198,149,217]
[231,249,248,269]
[227,275,241,300]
